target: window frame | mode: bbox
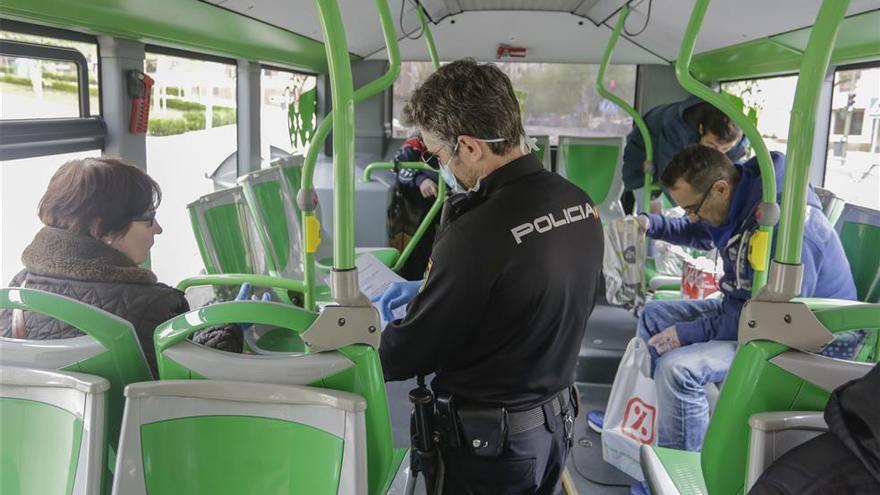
[0,22,105,160]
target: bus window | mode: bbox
[721,75,799,155]
[0,30,100,118]
[824,66,879,210]
[393,62,637,144]
[144,50,237,285]
[1,151,98,284]
[260,67,317,160]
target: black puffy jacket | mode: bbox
[0,227,237,376]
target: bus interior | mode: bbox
[0,0,878,494]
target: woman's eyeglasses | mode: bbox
[132,210,157,227]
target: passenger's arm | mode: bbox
[379,226,490,381]
[644,214,714,250]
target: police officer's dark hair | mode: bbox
[661,145,741,191]
[401,58,524,155]
[694,102,743,144]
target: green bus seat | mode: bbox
[744,411,828,490]
[187,186,268,277]
[557,136,626,221]
[834,203,880,303]
[237,156,335,281]
[0,288,152,468]
[642,301,879,495]
[814,186,846,226]
[532,135,552,171]
[111,380,368,495]
[834,203,880,361]
[154,301,409,494]
[1,366,110,495]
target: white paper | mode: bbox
[322,253,409,327]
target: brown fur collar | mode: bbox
[22,227,157,285]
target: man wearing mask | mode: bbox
[621,97,748,213]
[378,59,604,494]
[598,145,861,495]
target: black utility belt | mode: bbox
[434,386,577,458]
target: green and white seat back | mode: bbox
[153,301,408,494]
[238,157,337,280]
[0,288,152,458]
[835,203,880,304]
[187,186,268,276]
[112,380,367,495]
[814,186,846,226]
[835,203,880,361]
[1,366,109,495]
[641,302,880,495]
[557,136,626,221]
[532,135,552,171]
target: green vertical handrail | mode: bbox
[318,0,356,272]
[362,161,446,272]
[302,0,400,309]
[676,0,776,294]
[775,0,850,268]
[597,4,655,212]
[416,2,440,69]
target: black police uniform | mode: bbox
[380,153,604,494]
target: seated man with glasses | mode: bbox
[613,145,861,469]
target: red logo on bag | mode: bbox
[622,398,656,444]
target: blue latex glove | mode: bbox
[235,283,253,301]
[371,280,422,322]
[235,283,271,332]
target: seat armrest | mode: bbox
[748,411,827,432]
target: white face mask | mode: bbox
[437,137,506,194]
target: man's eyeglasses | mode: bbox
[421,148,441,165]
[682,180,720,217]
[132,210,157,227]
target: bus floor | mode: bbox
[386,382,634,495]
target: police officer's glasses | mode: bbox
[132,210,157,227]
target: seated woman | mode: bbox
[0,156,240,376]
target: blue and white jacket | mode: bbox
[645,152,862,357]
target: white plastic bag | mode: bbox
[603,216,646,309]
[602,337,658,481]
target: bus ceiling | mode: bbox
[1,1,877,80]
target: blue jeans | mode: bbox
[637,299,737,452]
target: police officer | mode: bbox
[378,59,604,494]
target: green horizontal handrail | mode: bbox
[675,0,776,294]
[154,300,318,354]
[175,273,321,305]
[597,4,655,212]
[813,302,880,333]
[361,161,446,272]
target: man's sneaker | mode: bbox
[586,410,604,433]
[630,481,651,495]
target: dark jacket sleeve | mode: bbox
[379,225,492,381]
[825,363,880,482]
[395,140,439,189]
[645,213,715,250]
[134,285,191,377]
[622,124,648,191]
